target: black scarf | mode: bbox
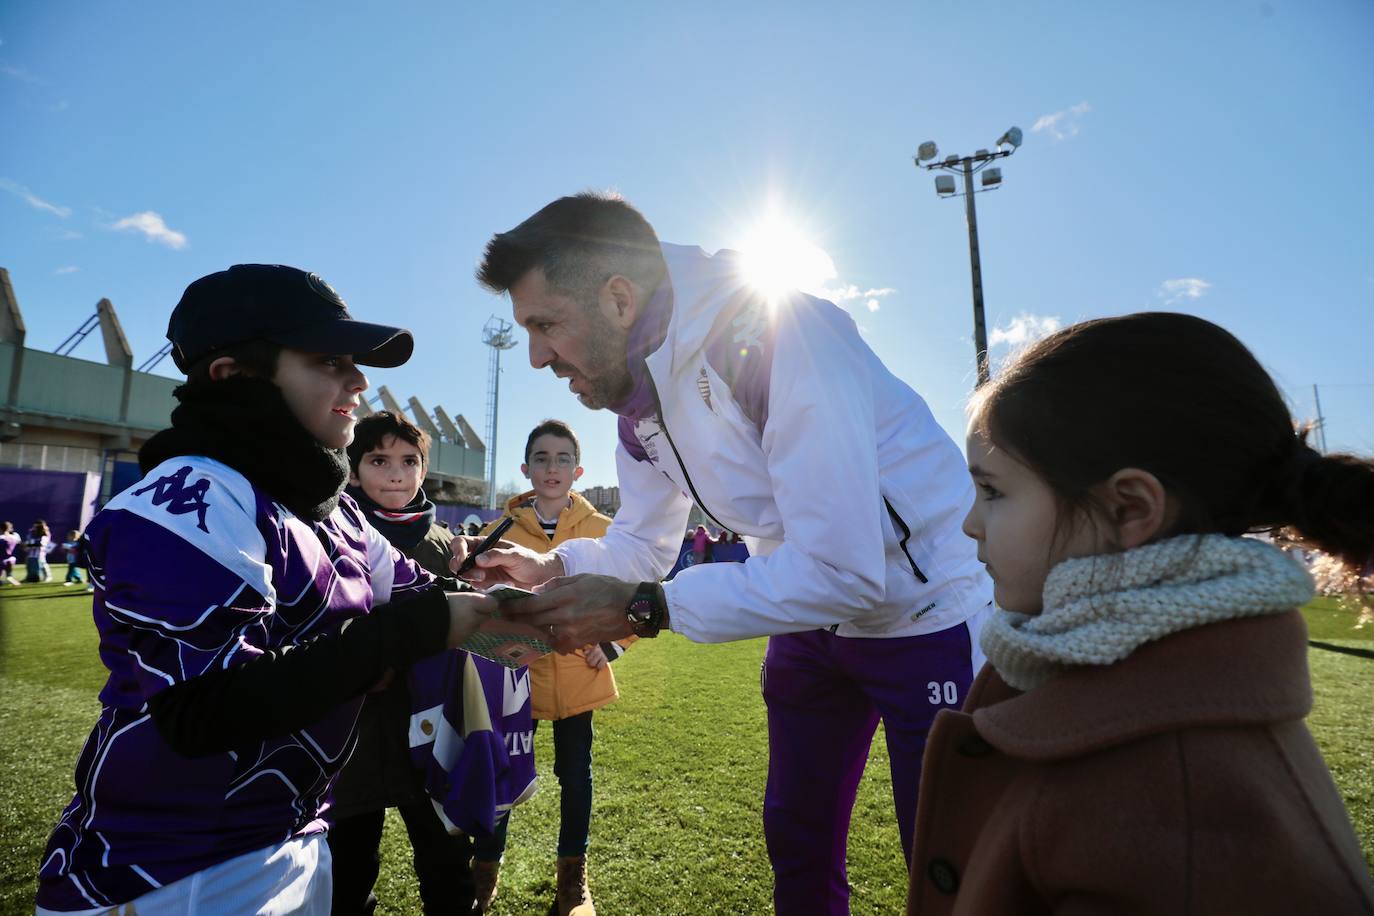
[345,484,437,552]
[139,376,350,522]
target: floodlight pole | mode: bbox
[961,159,990,385]
[916,132,1021,386]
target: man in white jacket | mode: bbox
[456,192,992,915]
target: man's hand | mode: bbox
[583,645,609,670]
[449,536,564,589]
[502,574,637,653]
[445,590,499,649]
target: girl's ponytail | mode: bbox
[1283,444,1374,573]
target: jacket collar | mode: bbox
[502,489,598,540]
[969,610,1313,761]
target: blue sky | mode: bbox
[2,1,1371,490]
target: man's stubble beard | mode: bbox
[574,311,634,411]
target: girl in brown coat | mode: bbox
[908,313,1374,914]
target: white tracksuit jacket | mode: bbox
[555,243,992,644]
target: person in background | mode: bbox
[60,530,83,586]
[0,521,20,586]
[471,419,626,916]
[907,312,1374,913]
[328,410,487,915]
[23,519,51,583]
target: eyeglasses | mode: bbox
[529,454,575,469]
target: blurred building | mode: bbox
[581,484,620,516]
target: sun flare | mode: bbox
[739,217,836,300]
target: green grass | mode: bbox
[2,576,1370,914]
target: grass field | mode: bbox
[1,576,1370,915]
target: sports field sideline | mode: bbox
[2,573,1370,915]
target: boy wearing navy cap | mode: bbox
[35,265,497,915]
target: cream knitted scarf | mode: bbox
[981,534,1315,692]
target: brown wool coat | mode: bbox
[907,610,1374,915]
[481,490,633,720]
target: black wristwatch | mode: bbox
[626,581,668,638]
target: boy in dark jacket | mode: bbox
[330,410,536,915]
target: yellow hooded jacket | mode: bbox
[481,490,632,720]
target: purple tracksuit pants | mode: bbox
[762,619,984,915]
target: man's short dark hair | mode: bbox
[524,419,580,465]
[477,192,667,303]
[184,338,283,384]
[347,411,431,475]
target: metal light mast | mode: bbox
[915,126,1023,386]
[482,315,518,509]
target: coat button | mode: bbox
[928,859,959,894]
[957,734,993,757]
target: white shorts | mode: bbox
[37,834,331,916]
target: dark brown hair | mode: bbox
[970,312,1374,571]
[347,411,431,475]
[477,192,667,303]
[524,419,580,465]
[183,338,283,384]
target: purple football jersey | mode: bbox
[36,456,431,913]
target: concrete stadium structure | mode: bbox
[0,268,487,538]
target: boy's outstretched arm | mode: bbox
[148,587,493,757]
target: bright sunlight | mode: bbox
[738,216,837,301]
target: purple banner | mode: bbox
[666,536,750,580]
[0,467,100,558]
[435,504,503,535]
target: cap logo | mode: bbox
[306,272,347,310]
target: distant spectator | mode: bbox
[61,530,84,586]
[468,521,481,536]
[0,521,20,586]
[22,520,51,583]
[691,524,709,566]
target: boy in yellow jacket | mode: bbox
[473,420,629,916]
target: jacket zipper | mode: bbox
[646,373,731,533]
[884,497,928,583]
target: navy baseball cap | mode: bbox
[167,264,414,373]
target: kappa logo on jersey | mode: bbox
[133,465,212,532]
[503,667,531,717]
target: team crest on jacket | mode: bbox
[696,367,713,411]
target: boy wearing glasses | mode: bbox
[472,420,626,916]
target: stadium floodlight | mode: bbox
[912,127,1026,386]
[996,126,1023,149]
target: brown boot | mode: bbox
[473,858,501,914]
[555,855,595,916]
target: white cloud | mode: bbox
[0,63,41,84]
[1032,101,1091,140]
[1158,277,1211,305]
[112,211,188,249]
[55,228,82,240]
[54,265,80,275]
[0,178,71,217]
[866,298,880,312]
[990,312,1062,348]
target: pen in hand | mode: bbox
[456,515,517,578]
